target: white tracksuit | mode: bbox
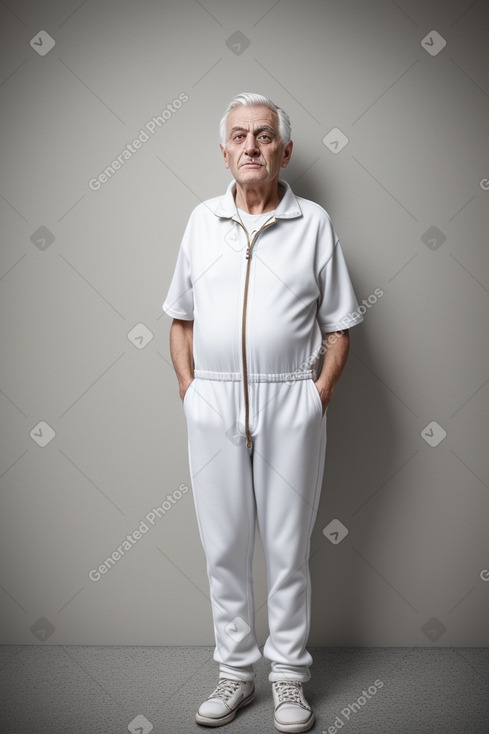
[163,179,363,682]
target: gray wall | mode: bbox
[1,0,488,647]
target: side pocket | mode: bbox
[309,379,325,416]
[182,379,195,411]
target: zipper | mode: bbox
[235,216,276,448]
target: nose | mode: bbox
[244,133,260,157]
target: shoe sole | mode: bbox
[274,711,315,733]
[196,689,255,727]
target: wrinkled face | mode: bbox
[220,105,292,186]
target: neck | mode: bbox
[234,180,281,214]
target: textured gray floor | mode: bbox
[0,646,488,733]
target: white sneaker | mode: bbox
[272,680,314,733]
[196,678,255,727]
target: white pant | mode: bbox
[183,372,327,683]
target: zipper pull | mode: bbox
[246,231,258,260]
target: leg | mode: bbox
[184,378,261,680]
[251,378,327,683]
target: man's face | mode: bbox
[220,105,292,186]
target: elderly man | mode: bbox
[163,92,363,732]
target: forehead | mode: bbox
[226,104,279,131]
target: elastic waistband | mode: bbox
[194,369,314,383]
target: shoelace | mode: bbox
[208,679,242,702]
[274,681,304,705]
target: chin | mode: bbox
[237,172,266,184]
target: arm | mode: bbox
[169,318,194,401]
[314,329,350,413]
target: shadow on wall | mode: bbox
[313,322,403,646]
[326,322,403,638]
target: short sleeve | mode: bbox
[317,239,363,332]
[162,219,194,320]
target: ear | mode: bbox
[220,143,230,169]
[281,140,293,169]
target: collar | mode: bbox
[209,179,302,220]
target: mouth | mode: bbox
[241,162,263,168]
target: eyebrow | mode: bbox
[230,125,276,136]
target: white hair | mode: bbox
[219,92,291,145]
